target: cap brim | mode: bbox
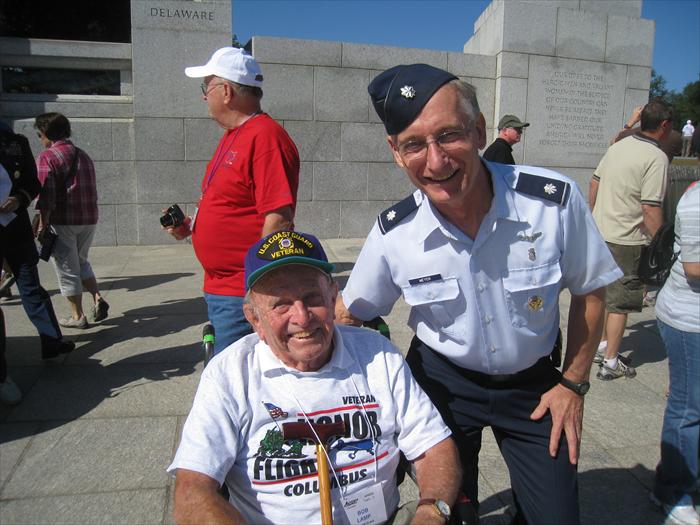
[247,258,335,290]
[184,65,211,78]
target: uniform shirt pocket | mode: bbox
[502,261,562,332]
[402,277,460,327]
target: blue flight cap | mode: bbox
[368,64,458,135]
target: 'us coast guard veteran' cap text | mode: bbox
[245,231,335,291]
[368,64,457,135]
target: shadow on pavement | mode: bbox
[624,319,666,368]
[100,272,195,292]
[72,297,208,356]
[0,297,208,441]
[476,463,664,525]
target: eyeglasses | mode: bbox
[395,128,472,162]
[200,82,226,96]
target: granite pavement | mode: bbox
[0,241,691,525]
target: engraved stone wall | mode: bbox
[525,57,626,167]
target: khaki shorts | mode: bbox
[604,242,644,313]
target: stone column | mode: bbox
[129,0,231,243]
[464,0,653,187]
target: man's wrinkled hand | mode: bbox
[530,383,584,465]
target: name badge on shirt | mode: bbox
[408,274,442,286]
[342,481,388,525]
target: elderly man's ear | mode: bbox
[243,302,264,340]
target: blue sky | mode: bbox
[233,0,699,93]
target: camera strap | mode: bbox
[202,112,261,196]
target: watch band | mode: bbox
[560,376,589,395]
[417,498,449,521]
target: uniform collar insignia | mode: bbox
[518,231,542,242]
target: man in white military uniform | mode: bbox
[169,230,460,525]
[336,64,622,524]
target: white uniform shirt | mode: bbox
[343,161,622,375]
[682,122,695,137]
[168,325,450,525]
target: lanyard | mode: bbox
[279,354,381,496]
[201,112,260,196]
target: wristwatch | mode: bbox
[417,498,451,522]
[560,377,590,396]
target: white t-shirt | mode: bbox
[656,182,700,332]
[168,325,451,525]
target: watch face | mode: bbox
[579,381,590,395]
[436,500,450,517]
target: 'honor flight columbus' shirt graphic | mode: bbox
[253,397,387,497]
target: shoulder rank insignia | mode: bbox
[378,194,418,234]
[515,172,571,206]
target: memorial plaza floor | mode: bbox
[0,241,695,525]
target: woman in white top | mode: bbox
[651,181,700,525]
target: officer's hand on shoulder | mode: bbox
[334,296,363,327]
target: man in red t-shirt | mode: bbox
[166,47,300,354]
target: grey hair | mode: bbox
[242,291,257,320]
[447,79,480,124]
[228,81,263,100]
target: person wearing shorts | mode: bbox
[34,113,109,329]
[604,243,644,314]
[590,100,673,380]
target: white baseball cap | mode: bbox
[184,47,263,87]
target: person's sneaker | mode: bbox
[41,339,76,360]
[593,349,631,365]
[0,376,22,405]
[597,359,637,380]
[59,315,88,329]
[593,347,605,364]
[650,492,700,525]
[93,298,109,322]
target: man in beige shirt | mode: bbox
[589,100,673,380]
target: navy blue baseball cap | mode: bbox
[245,231,335,291]
[368,64,457,135]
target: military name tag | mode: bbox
[408,274,442,285]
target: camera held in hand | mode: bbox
[160,204,185,228]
